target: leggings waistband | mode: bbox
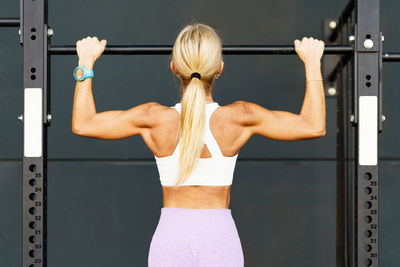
[161,207,231,214]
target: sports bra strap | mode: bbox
[203,104,224,158]
[171,102,224,158]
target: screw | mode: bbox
[364,39,374,49]
[350,114,355,123]
[18,114,23,121]
[327,87,336,96]
[47,114,52,123]
[329,20,337,30]
[47,28,53,36]
[381,114,386,122]
[381,35,385,42]
[348,35,355,42]
[18,29,21,36]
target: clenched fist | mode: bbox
[294,37,325,63]
[76,36,107,62]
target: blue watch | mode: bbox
[73,66,94,81]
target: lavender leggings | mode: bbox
[148,207,244,267]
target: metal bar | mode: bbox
[382,53,400,62]
[0,17,20,26]
[336,38,346,267]
[328,0,355,42]
[22,0,48,266]
[48,44,354,55]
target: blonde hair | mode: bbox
[170,23,223,186]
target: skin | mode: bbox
[72,36,325,209]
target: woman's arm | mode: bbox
[71,36,159,140]
[299,57,325,135]
[236,37,326,141]
[71,57,96,133]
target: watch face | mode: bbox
[75,67,84,80]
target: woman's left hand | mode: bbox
[76,36,107,63]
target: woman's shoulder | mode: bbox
[217,100,256,124]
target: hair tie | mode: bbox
[191,72,201,79]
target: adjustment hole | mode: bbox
[364,229,372,237]
[365,244,372,252]
[29,193,37,201]
[365,215,372,223]
[364,172,372,180]
[28,221,36,229]
[364,258,372,266]
[31,75,36,80]
[29,179,36,186]
[29,207,36,215]
[365,187,372,195]
[29,235,36,243]
[30,28,36,33]
[29,164,36,172]
[365,75,371,80]
[365,201,372,209]
[366,82,371,87]
[31,35,36,40]
[29,265,35,267]
[29,249,36,258]
[31,67,36,73]
[366,34,371,39]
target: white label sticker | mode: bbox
[358,96,377,166]
[24,88,43,157]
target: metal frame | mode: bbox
[0,0,399,266]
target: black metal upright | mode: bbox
[354,0,381,266]
[21,0,49,266]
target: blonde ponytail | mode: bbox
[171,23,223,186]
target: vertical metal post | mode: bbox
[346,14,356,267]
[22,0,48,266]
[354,0,380,266]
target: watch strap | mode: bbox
[73,66,94,81]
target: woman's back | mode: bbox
[143,100,250,209]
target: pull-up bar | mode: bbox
[47,45,399,61]
[49,44,354,55]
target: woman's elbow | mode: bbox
[312,127,326,138]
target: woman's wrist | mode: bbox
[78,58,95,69]
[304,58,321,66]
[304,59,322,80]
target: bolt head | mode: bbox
[47,28,54,36]
[364,39,374,49]
[18,29,21,36]
[18,115,23,121]
[329,21,337,30]
[381,35,385,42]
[348,35,355,42]
[350,114,355,123]
[47,114,52,122]
[327,87,336,96]
[381,114,386,122]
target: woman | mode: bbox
[72,23,325,266]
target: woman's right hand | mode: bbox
[294,37,325,63]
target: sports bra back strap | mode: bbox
[204,104,224,158]
[171,102,224,158]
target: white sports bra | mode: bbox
[154,102,239,186]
